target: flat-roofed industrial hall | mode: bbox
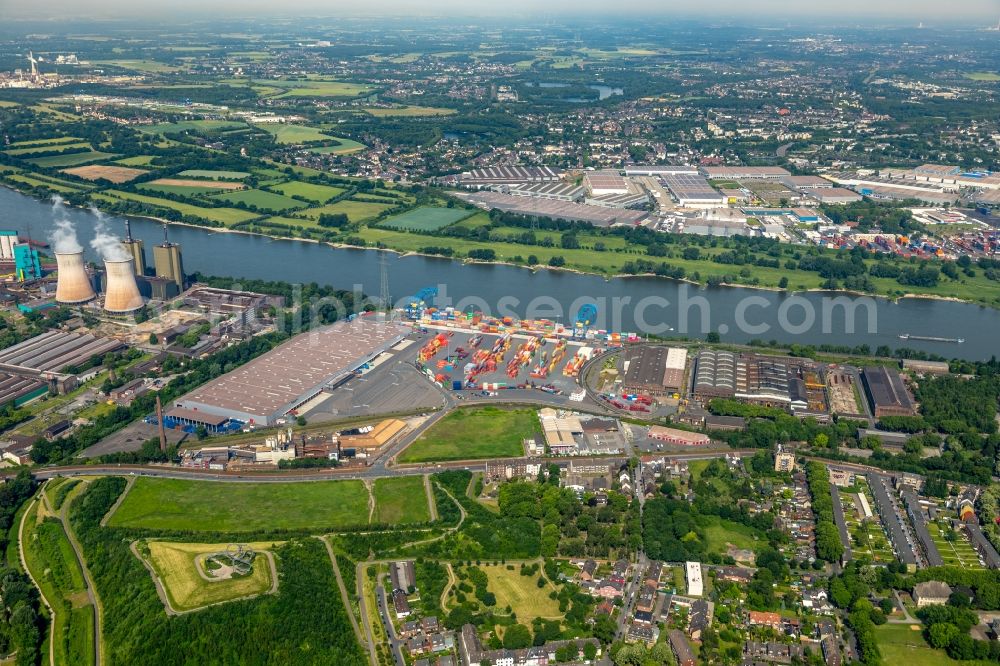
[175,317,410,427]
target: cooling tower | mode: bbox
[103,258,145,313]
[55,251,96,304]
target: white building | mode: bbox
[686,561,703,597]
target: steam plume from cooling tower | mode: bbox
[49,195,82,253]
[88,206,130,262]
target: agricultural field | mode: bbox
[142,540,277,612]
[875,624,965,666]
[298,199,395,223]
[256,123,336,144]
[963,72,1000,81]
[268,180,345,203]
[210,188,309,212]
[5,141,93,156]
[7,136,81,148]
[139,120,246,135]
[4,173,83,193]
[478,564,562,622]
[307,137,367,155]
[398,407,536,463]
[25,150,118,168]
[106,477,371,532]
[114,155,157,166]
[372,477,432,525]
[91,59,184,73]
[62,164,147,183]
[250,78,373,98]
[177,169,250,180]
[378,206,472,232]
[92,190,259,226]
[361,105,456,117]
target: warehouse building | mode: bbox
[0,331,126,394]
[700,166,791,181]
[648,426,710,447]
[781,175,834,190]
[0,373,47,408]
[861,366,916,418]
[801,187,862,204]
[458,166,564,187]
[661,174,726,208]
[585,192,650,209]
[455,191,648,227]
[692,350,737,399]
[175,318,410,427]
[507,181,584,202]
[624,165,699,177]
[623,346,687,396]
[584,170,630,196]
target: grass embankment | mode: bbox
[144,541,276,612]
[398,407,537,463]
[107,477,370,532]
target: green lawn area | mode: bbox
[398,407,536,463]
[928,521,985,570]
[5,141,93,156]
[700,515,764,554]
[379,206,473,232]
[177,169,251,180]
[361,105,456,117]
[299,199,395,223]
[307,137,367,155]
[108,477,370,532]
[91,59,184,73]
[256,123,336,144]
[268,181,345,203]
[963,72,1000,81]
[91,190,259,226]
[210,188,309,213]
[25,151,118,168]
[251,78,372,98]
[372,477,432,525]
[138,183,230,196]
[115,155,157,166]
[875,623,965,666]
[477,564,562,622]
[138,120,246,135]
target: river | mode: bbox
[2,186,997,361]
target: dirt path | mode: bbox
[364,480,375,524]
[99,475,134,527]
[19,496,56,666]
[319,536,371,663]
[424,475,438,521]
[439,562,456,611]
[57,481,103,666]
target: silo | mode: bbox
[54,251,96,304]
[103,258,145,313]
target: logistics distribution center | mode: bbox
[173,318,410,427]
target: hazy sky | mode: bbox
[2,0,998,21]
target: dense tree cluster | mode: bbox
[805,463,845,563]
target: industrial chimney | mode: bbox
[54,251,96,304]
[103,258,145,313]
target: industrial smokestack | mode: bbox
[54,251,96,304]
[103,258,144,313]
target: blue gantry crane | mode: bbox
[406,286,439,319]
[574,303,598,338]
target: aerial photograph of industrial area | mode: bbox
[0,0,1000,664]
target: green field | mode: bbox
[928,520,985,570]
[299,199,395,223]
[92,190,259,226]
[398,407,536,463]
[91,59,183,73]
[4,173,83,193]
[139,183,229,196]
[178,169,251,180]
[115,155,157,166]
[26,151,118,168]
[268,181,345,203]
[361,105,456,117]
[5,141,92,156]
[373,477,432,525]
[251,78,372,98]
[874,623,965,666]
[210,188,309,212]
[378,206,472,232]
[307,137,367,155]
[963,72,1000,81]
[700,515,763,555]
[108,477,371,532]
[256,123,336,144]
[139,120,245,135]
[477,564,562,622]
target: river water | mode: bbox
[2,186,997,361]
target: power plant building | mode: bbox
[174,318,410,427]
[154,241,184,291]
[102,259,145,313]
